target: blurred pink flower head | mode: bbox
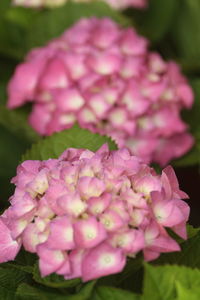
[0,144,189,281]
[8,18,194,166]
[13,0,147,10]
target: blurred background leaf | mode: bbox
[170,0,200,67]
[129,0,179,43]
[0,1,130,60]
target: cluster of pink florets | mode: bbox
[13,0,147,10]
[0,145,189,281]
[7,18,194,166]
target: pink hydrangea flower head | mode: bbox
[0,145,190,281]
[8,18,194,166]
[13,0,147,10]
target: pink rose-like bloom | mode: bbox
[13,0,147,10]
[0,145,189,281]
[8,18,194,166]
[8,18,193,166]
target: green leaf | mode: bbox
[33,263,80,289]
[0,106,39,208]
[0,125,26,177]
[6,7,38,28]
[0,266,30,300]
[171,0,200,63]
[68,280,96,300]
[143,264,200,300]
[0,105,37,175]
[186,224,200,239]
[0,1,129,60]
[0,0,11,17]
[0,106,39,144]
[175,282,200,300]
[17,280,96,300]
[0,124,29,206]
[16,283,68,300]
[1,263,33,274]
[92,286,141,300]
[0,57,17,88]
[22,124,117,161]
[25,1,129,51]
[0,18,27,60]
[153,230,200,268]
[11,249,37,271]
[131,0,178,43]
[0,1,34,59]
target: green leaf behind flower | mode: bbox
[131,0,178,43]
[16,283,68,300]
[33,263,80,289]
[22,124,117,161]
[92,286,141,300]
[175,282,200,300]
[0,266,32,300]
[0,106,39,144]
[26,1,130,52]
[153,230,200,268]
[171,0,200,64]
[0,1,130,60]
[143,263,200,300]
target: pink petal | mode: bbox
[37,243,66,276]
[108,108,128,128]
[46,216,75,250]
[54,88,85,111]
[90,18,119,49]
[100,209,125,232]
[176,83,194,108]
[143,249,160,261]
[130,208,149,227]
[163,166,189,199]
[134,174,161,197]
[154,133,194,166]
[26,169,49,197]
[73,217,107,248]
[111,229,144,254]
[29,104,51,135]
[120,56,144,78]
[22,223,43,253]
[172,221,187,240]
[88,94,111,118]
[0,218,21,263]
[82,242,126,281]
[120,28,148,55]
[56,257,71,276]
[58,192,87,217]
[152,199,186,227]
[150,235,180,253]
[38,58,68,90]
[7,60,45,108]
[62,52,88,79]
[87,193,111,215]
[64,249,86,280]
[87,52,122,75]
[77,176,105,200]
[45,180,68,215]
